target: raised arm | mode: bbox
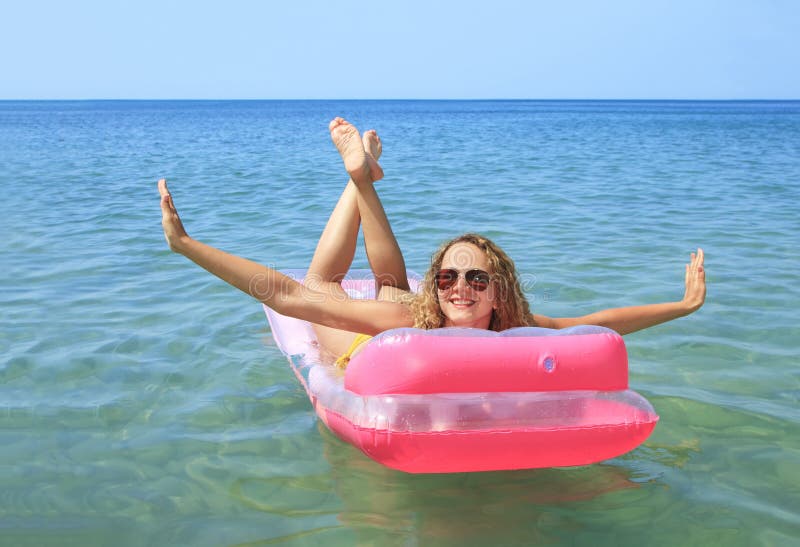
[532,249,706,335]
[158,179,412,335]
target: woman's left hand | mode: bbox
[682,248,706,313]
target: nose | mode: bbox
[453,274,472,293]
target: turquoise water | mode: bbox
[1,100,798,546]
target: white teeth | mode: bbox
[451,300,474,305]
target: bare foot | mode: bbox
[158,178,190,253]
[362,129,384,182]
[363,129,382,161]
[329,117,383,184]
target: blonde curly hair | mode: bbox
[408,233,534,331]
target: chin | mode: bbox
[444,311,493,329]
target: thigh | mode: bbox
[308,280,357,363]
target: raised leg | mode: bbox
[359,129,410,295]
[306,121,389,295]
[327,118,409,292]
[314,118,410,297]
[308,118,411,362]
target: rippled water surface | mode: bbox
[1,100,798,546]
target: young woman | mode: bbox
[159,118,706,365]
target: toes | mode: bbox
[329,117,350,133]
[330,118,357,138]
[330,120,363,154]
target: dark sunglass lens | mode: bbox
[466,270,490,291]
[436,269,458,290]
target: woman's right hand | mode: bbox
[158,178,190,253]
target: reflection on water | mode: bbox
[234,423,654,545]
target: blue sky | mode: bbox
[2,0,798,100]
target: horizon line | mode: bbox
[1,97,799,102]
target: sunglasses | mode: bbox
[435,269,492,292]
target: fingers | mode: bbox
[688,248,704,270]
[689,248,705,279]
[158,178,170,206]
[158,178,177,214]
[685,248,706,286]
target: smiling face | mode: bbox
[437,242,498,329]
[410,233,534,332]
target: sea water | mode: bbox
[0,100,798,546]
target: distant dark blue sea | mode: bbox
[1,100,798,546]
